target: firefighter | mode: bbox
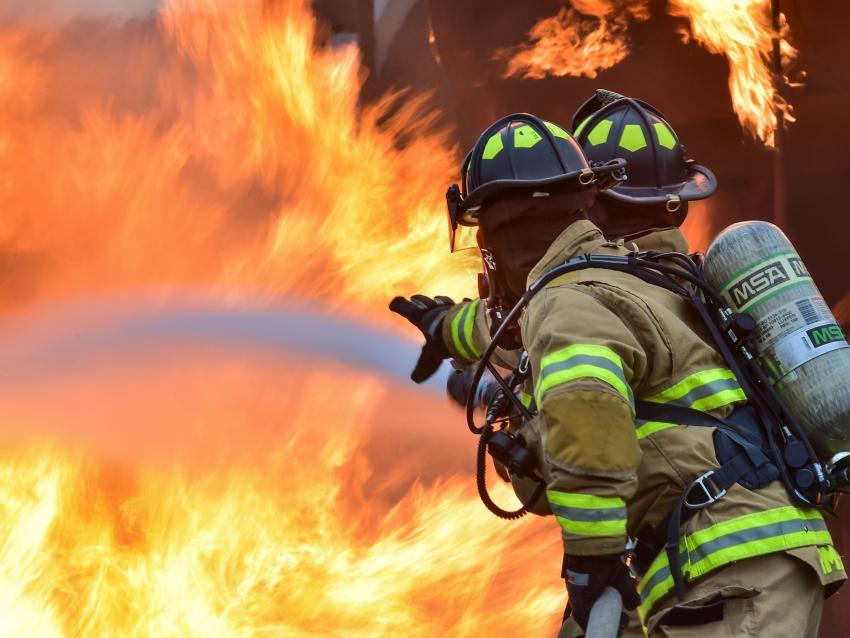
[390,107,845,636]
[398,88,717,393]
[398,90,714,504]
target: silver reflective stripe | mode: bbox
[566,570,590,586]
[638,515,830,599]
[541,354,634,405]
[688,516,828,565]
[669,377,742,408]
[551,503,628,523]
[639,565,673,603]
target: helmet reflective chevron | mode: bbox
[445,113,625,251]
[571,90,717,210]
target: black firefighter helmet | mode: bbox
[571,89,717,212]
[445,113,625,251]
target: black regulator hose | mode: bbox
[476,424,546,520]
[465,249,830,516]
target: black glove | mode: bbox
[389,295,454,383]
[563,553,640,633]
[446,365,474,407]
[446,366,501,409]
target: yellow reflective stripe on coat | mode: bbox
[449,300,482,362]
[547,490,627,538]
[636,506,833,620]
[635,368,746,439]
[536,344,633,407]
[644,367,745,412]
[634,420,677,440]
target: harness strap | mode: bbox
[635,401,755,440]
[632,402,780,599]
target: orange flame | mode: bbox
[0,338,563,635]
[0,0,478,318]
[499,1,650,80]
[0,0,571,634]
[670,0,797,147]
[502,0,797,147]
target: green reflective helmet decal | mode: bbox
[587,119,613,146]
[619,124,647,152]
[544,121,571,140]
[481,133,504,160]
[653,122,677,150]
[456,112,599,224]
[569,93,717,206]
[513,124,543,149]
[573,116,592,139]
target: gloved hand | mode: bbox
[389,295,454,383]
[446,366,500,409]
[446,365,474,407]
[563,553,640,633]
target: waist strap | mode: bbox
[632,402,780,598]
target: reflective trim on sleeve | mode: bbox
[644,368,746,412]
[449,300,482,362]
[547,490,627,538]
[637,506,832,620]
[634,368,747,439]
[535,344,633,406]
[634,419,677,440]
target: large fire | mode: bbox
[0,0,478,317]
[0,306,563,635]
[502,0,797,146]
[669,0,797,147]
[0,0,567,634]
[0,0,755,633]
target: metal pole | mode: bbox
[771,0,789,231]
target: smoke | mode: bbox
[1,0,158,23]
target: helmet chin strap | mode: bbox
[478,246,523,350]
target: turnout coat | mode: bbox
[441,220,845,624]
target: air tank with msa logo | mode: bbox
[704,221,850,461]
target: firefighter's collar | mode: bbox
[526,219,610,286]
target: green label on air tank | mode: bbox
[763,319,850,383]
[807,324,846,347]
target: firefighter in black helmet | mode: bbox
[571,88,716,242]
[390,113,625,382]
[389,100,844,637]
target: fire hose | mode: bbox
[585,587,624,638]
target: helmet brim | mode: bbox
[458,159,626,224]
[602,162,717,205]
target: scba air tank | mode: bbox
[704,221,850,461]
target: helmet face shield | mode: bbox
[447,214,479,252]
[446,181,480,252]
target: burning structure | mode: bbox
[1,0,849,635]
